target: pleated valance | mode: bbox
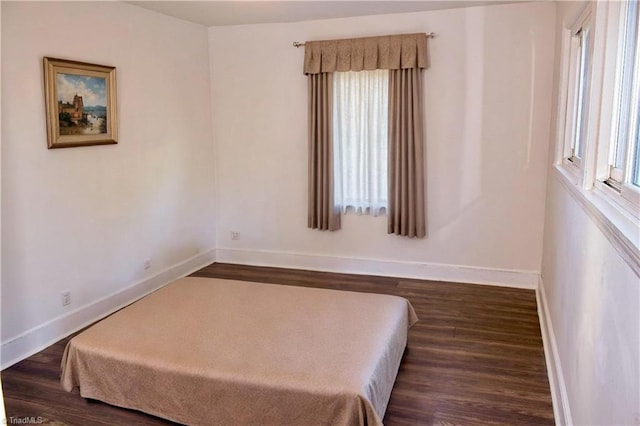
[303,33,428,75]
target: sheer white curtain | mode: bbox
[333,69,389,216]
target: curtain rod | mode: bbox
[292,32,436,48]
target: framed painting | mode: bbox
[43,57,118,149]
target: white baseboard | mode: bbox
[215,248,539,289]
[536,276,572,426]
[1,248,216,370]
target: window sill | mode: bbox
[559,159,583,186]
[553,164,640,277]
[594,180,640,222]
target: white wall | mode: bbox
[209,2,556,286]
[540,2,640,425]
[542,175,640,426]
[1,2,215,366]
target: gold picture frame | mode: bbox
[43,57,118,149]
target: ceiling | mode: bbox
[128,1,529,27]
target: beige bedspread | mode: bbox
[61,277,418,425]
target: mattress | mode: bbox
[61,277,418,425]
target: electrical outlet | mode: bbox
[144,259,152,270]
[230,231,240,240]
[61,291,71,307]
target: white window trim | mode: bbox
[582,0,609,190]
[555,26,583,186]
[572,7,594,172]
[599,1,627,182]
[595,179,640,218]
[556,4,595,186]
[618,38,640,204]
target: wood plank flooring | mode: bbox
[2,263,554,425]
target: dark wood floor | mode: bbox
[2,263,554,425]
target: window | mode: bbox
[333,70,389,216]
[563,7,594,169]
[605,0,640,205]
[556,0,640,233]
[305,34,426,234]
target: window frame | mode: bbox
[552,2,640,273]
[593,0,640,217]
[559,6,594,177]
[606,0,637,186]
[557,1,640,218]
[554,0,640,272]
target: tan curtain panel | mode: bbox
[308,73,341,231]
[388,68,426,238]
[304,33,428,74]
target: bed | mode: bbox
[61,277,418,425]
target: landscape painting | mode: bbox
[57,73,107,136]
[43,57,118,148]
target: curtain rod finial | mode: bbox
[293,41,305,48]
